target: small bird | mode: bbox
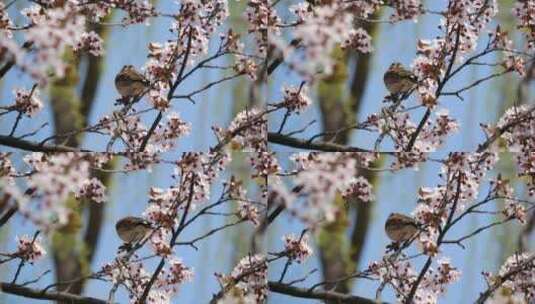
[385,213,420,243]
[383,62,418,96]
[114,65,149,99]
[115,216,153,245]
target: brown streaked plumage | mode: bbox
[383,62,418,95]
[115,216,153,244]
[114,65,149,98]
[385,212,419,242]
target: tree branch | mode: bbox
[405,24,461,151]
[268,132,373,152]
[0,135,87,152]
[268,281,386,304]
[0,282,106,304]
[474,253,535,304]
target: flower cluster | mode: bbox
[103,254,193,304]
[170,0,229,62]
[74,31,104,57]
[390,0,423,22]
[496,105,535,195]
[412,152,498,255]
[175,153,214,204]
[215,108,267,152]
[411,38,446,107]
[13,87,43,117]
[20,3,86,82]
[340,28,374,53]
[14,235,46,262]
[218,254,268,302]
[440,153,498,208]
[225,175,263,226]
[490,176,528,224]
[274,2,373,78]
[341,176,375,203]
[413,109,459,152]
[280,85,312,113]
[150,227,173,257]
[281,153,359,225]
[101,114,148,148]
[490,26,526,76]
[513,0,535,51]
[145,41,181,85]
[156,258,194,294]
[283,234,313,263]
[144,187,181,229]
[410,0,498,107]
[237,201,260,226]
[484,253,535,303]
[151,112,192,150]
[75,177,107,203]
[370,255,460,304]
[245,0,279,55]
[346,0,383,18]
[374,109,458,152]
[233,56,258,81]
[17,153,103,230]
[81,0,156,24]
[102,259,155,303]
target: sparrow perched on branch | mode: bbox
[385,212,420,243]
[115,216,153,245]
[114,65,149,99]
[383,62,418,96]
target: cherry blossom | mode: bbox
[341,176,375,203]
[15,153,103,230]
[75,177,107,203]
[341,28,374,53]
[14,234,46,262]
[73,31,104,57]
[513,0,535,51]
[13,87,43,117]
[280,85,312,113]
[273,152,373,225]
[272,2,373,77]
[369,254,460,304]
[218,254,268,302]
[282,233,313,263]
[484,252,535,303]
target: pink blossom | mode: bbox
[74,31,104,56]
[390,0,423,22]
[237,201,260,226]
[341,28,374,53]
[13,87,43,117]
[19,153,94,230]
[15,235,46,262]
[341,176,375,203]
[280,85,311,113]
[283,234,313,263]
[75,177,107,203]
[224,254,268,302]
[485,252,535,302]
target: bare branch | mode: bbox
[0,282,106,304]
[268,132,374,152]
[268,281,385,304]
